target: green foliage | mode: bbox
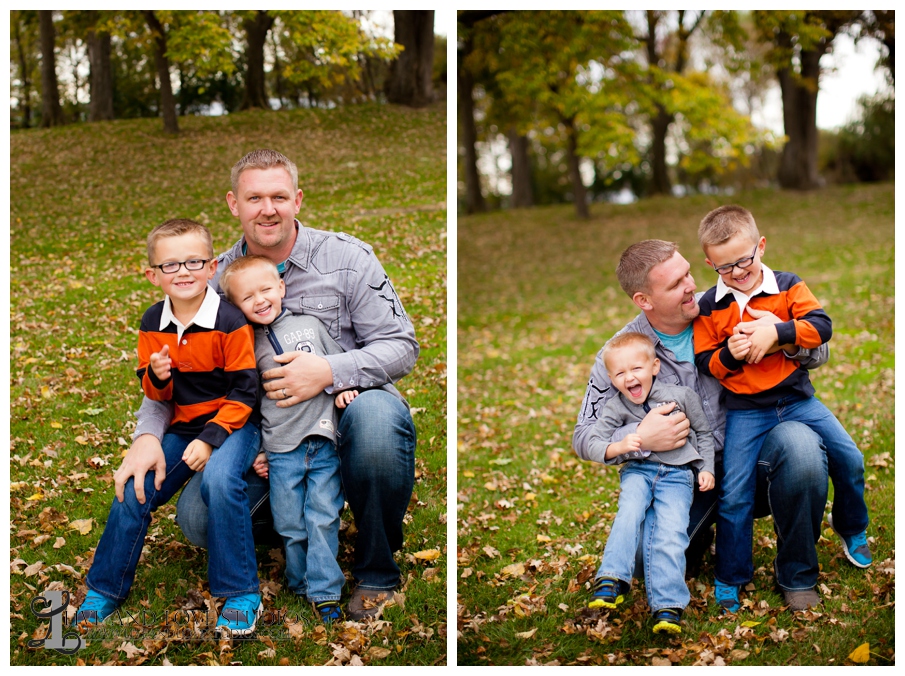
[832,94,895,183]
[458,184,894,665]
[10,103,447,666]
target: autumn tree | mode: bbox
[386,10,435,107]
[39,10,66,127]
[10,11,39,128]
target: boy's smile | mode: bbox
[606,344,661,405]
[228,263,286,326]
[705,235,766,295]
[145,233,216,313]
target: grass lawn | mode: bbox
[456,184,894,666]
[9,102,447,665]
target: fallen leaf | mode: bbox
[652,657,671,666]
[515,627,538,639]
[53,537,66,549]
[729,649,750,661]
[69,519,94,535]
[50,422,63,429]
[848,643,870,664]
[501,562,526,577]
[366,646,392,660]
[24,561,45,577]
[413,549,441,561]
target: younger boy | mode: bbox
[585,332,715,635]
[694,205,871,613]
[219,255,356,623]
[75,219,262,637]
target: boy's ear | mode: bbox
[208,258,218,278]
[632,291,653,312]
[144,268,161,287]
[279,278,286,298]
[652,358,661,376]
[758,235,766,256]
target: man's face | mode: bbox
[229,264,285,326]
[226,167,303,255]
[606,344,661,405]
[634,251,699,332]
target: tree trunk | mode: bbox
[241,10,274,110]
[386,10,435,107]
[458,41,484,214]
[39,10,65,128]
[564,117,589,219]
[13,13,33,128]
[143,11,178,134]
[650,106,673,195]
[777,45,823,190]
[87,22,114,122]
[507,128,533,209]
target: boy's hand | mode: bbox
[698,471,715,492]
[335,389,359,409]
[150,344,172,381]
[727,332,751,360]
[637,402,689,451]
[252,452,269,479]
[183,439,213,471]
[605,433,643,460]
[745,325,778,364]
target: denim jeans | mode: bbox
[175,389,416,591]
[596,461,693,612]
[267,437,345,602]
[87,422,261,602]
[716,396,865,586]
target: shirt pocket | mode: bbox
[657,373,680,387]
[298,295,341,340]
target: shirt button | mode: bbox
[317,304,323,309]
[182,340,187,345]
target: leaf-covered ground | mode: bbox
[457,184,894,666]
[10,103,447,666]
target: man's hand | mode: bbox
[727,332,751,361]
[252,452,269,479]
[698,471,715,492]
[183,439,213,472]
[114,434,166,504]
[150,344,172,381]
[745,324,778,364]
[636,403,690,452]
[261,351,334,408]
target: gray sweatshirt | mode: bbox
[586,379,715,475]
[255,310,345,453]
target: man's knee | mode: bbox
[338,390,415,468]
[760,421,828,484]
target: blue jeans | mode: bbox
[716,396,867,586]
[87,423,261,602]
[268,437,345,602]
[176,389,416,591]
[596,461,693,612]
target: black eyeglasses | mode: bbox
[151,259,212,274]
[711,245,758,275]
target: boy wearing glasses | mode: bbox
[693,205,871,614]
[75,219,263,636]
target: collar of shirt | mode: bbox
[714,263,779,319]
[159,284,221,341]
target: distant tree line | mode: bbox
[10,10,442,134]
[458,10,894,217]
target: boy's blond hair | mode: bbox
[698,205,760,247]
[602,331,656,372]
[230,149,299,193]
[616,240,679,296]
[146,219,213,265]
[219,255,280,302]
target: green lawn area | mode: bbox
[457,184,894,666]
[10,103,447,666]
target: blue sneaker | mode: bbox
[588,576,630,609]
[314,601,344,624]
[216,593,262,638]
[714,580,740,613]
[72,590,119,626]
[828,514,872,568]
[652,608,683,634]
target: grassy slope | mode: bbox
[457,184,894,666]
[10,103,447,666]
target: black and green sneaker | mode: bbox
[652,608,683,635]
[314,601,344,624]
[588,576,630,609]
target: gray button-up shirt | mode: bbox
[134,221,418,440]
[572,302,828,465]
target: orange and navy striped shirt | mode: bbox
[693,268,831,410]
[137,288,257,448]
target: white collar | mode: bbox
[714,263,779,319]
[159,285,220,341]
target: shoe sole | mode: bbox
[652,620,682,634]
[588,594,624,610]
[217,600,263,638]
[828,515,871,569]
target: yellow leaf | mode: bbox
[741,620,761,628]
[69,519,94,535]
[515,627,538,639]
[524,492,537,501]
[462,471,475,478]
[41,386,53,399]
[501,562,525,577]
[536,534,552,543]
[50,422,63,429]
[74,436,89,446]
[413,549,441,561]
[26,493,44,501]
[848,643,870,664]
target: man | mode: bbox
[573,239,829,611]
[118,149,418,622]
